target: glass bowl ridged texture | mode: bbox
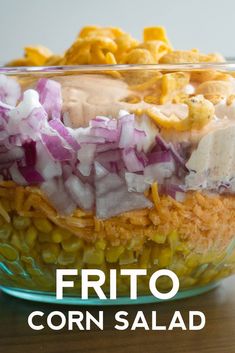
[0,63,235,305]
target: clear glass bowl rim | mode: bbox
[1,62,235,75]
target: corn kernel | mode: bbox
[33,218,53,233]
[54,228,72,241]
[83,247,104,265]
[58,250,77,265]
[95,239,107,250]
[199,268,218,284]
[139,247,151,268]
[185,254,200,268]
[106,245,124,263]
[74,252,84,270]
[11,232,23,251]
[175,243,190,255]
[62,238,84,252]
[25,226,37,248]
[168,230,179,250]
[1,199,11,212]
[13,215,31,230]
[42,244,60,264]
[0,223,12,240]
[51,229,63,243]
[152,233,167,244]
[38,232,52,243]
[119,250,136,265]
[151,245,161,265]
[0,243,19,261]
[0,215,5,226]
[158,247,172,267]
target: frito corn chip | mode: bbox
[6,58,33,67]
[45,55,63,66]
[160,72,190,104]
[7,46,53,67]
[138,40,170,62]
[191,70,232,83]
[79,26,124,39]
[185,95,215,129]
[160,50,201,64]
[115,34,139,62]
[199,52,225,63]
[122,48,154,64]
[143,26,173,49]
[147,95,214,131]
[196,80,233,98]
[63,37,117,65]
[105,52,117,64]
[129,72,162,91]
[24,46,53,65]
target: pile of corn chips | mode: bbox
[6,25,225,66]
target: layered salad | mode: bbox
[0,26,235,295]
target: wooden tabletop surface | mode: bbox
[0,276,234,353]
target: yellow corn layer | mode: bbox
[0,182,235,295]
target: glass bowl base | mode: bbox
[0,282,219,305]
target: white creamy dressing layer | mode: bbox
[56,74,235,192]
[185,124,235,190]
[185,99,235,191]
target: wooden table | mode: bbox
[0,276,234,353]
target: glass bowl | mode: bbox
[0,63,235,305]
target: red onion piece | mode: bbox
[49,119,80,151]
[90,127,119,142]
[118,114,135,148]
[18,165,44,184]
[41,133,73,161]
[22,140,37,166]
[77,143,96,176]
[35,142,62,179]
[95,162,152,219]
[36,78,62,120]
[122,148,145,172]
[125,172,150,193]
[65,174,94,211]
[41,178,76,215]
